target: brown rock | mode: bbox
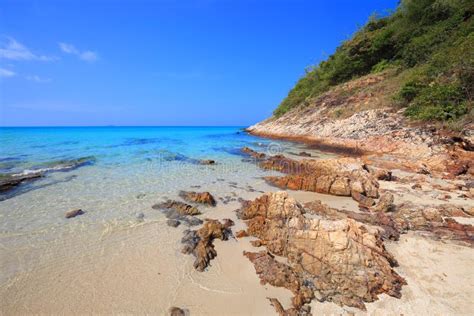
[199,159,216,165]
[373,192,395,212]
[352,191,375,208]
[179,191,216,206]
[169,307,186,316]
[239,192,405,311]
[181,218,234,271]
[235,230,248,238]
[153,200,200,215]
[329,177,351,196]
[65,209,84,219]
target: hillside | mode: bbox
[273,0,473,126]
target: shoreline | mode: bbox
[1,126,473,315]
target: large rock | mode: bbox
[241,148,380,202]
[305,199,474,247]
[181,219,234,271]
[179,191,216,206]
[238,192,405,311]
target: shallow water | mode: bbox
[0,127,336,299]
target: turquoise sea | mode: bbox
[0,127,335,288]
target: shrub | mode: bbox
[404,83,468,120]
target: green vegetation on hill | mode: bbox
[274,0,473,124]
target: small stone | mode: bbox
[199,159,216,165]
[235,230,249,238]
[169,307,186,316]
[65,209,84,219]
[167,219,181,227]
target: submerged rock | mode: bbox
[0,172,43,192]
[199,159,216,165]
[179,191,216,206]
[65,209,84,219]
[181,219,234,271]
[152,200,203,227]
[238,192,405,311]
[152,200,200,216]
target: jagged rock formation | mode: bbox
[241,148,380,203]
[181,219,234,271]
[179,191,216,206]
[304,200,474,246]
[238,192,405,311]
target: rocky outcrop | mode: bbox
[181,219,234,271]
[304,200,474,246]
[179,191,216,206]
[65,209,84,219]
[241,148,380,203]
[238,192,405,311]
[0,172,43,192]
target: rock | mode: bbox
[239,192,405,311]
[167,219,181,227]
[179,191,216,206]
[199,159,216,165]
[0,172,43,192]
[136,212,145,222]
[352,191,375,208]
[181,219,234,271]
[235,230,248,238]
[373,192,395,212]
[152,200,200,215]
[153,200,203,226]
[169,307,186,316]
[411,183,422,190]
[65,209,84,219]
[329,177,351,196]
[298,151,312,157]
[241,147,266,159]
[437,193,452,201]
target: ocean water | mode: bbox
[0,127,335,286]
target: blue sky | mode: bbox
[0,0,398,126]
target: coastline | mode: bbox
[1,125,473,315]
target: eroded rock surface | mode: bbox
[243,150,381,203]
[179,191,216,206]
[181,218,234,271]
[238,192,405,311]
[304,199,474,246]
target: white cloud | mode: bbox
[0,37,55,61]
[26,75,52,83]
[59,42,98,62]
[0,67,16,77]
